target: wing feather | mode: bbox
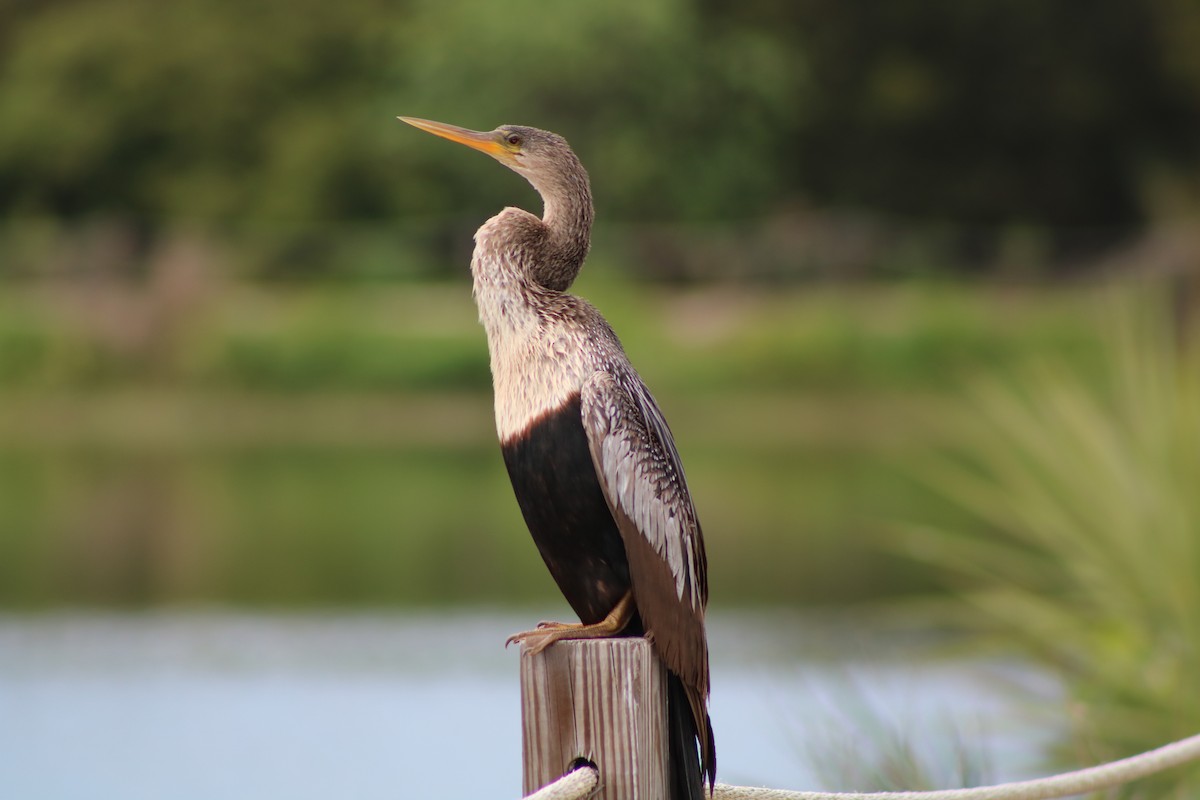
[582,370,707,610]
[581,367,714,788]
[580,370,708,676]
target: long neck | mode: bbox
[532,165,593,291]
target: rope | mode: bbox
[523,762,600,800]
[521,733,1200,800]
[713,732,1200,800]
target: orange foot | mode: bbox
[506,591,634,654]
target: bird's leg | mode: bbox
[506,591,634,654]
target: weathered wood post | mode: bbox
[520,638,668,798]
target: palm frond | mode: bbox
[905,290,1200,799]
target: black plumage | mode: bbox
[501,395,633,626]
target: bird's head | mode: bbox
[399,116,594,290]
[398,117,587,200]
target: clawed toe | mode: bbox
[505,630,535,648]
[506,628,558,654]
[505,596,635,655]
[503,619,575,649]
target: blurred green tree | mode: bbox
[1,0,1198,278]
[0,0,794,226]
[0,0,401,224]
[705,0,1200,254]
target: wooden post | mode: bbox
[520,638,668,799]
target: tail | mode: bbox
[667,672,716,800]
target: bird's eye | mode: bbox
[506,133,522,146]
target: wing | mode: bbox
[580,369,709,692]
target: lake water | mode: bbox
[0,610,1062,799]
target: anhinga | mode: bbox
[399,116,715,799]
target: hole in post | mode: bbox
[568,756,597,773]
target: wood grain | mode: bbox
[521,638,668,799]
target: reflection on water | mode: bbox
[0,611,1061,799]
[0,428,948,609]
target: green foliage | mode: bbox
[907,298,1200,797]
[710,0,1200,231]
[0,0,401,224]
[2,0,1199,279]
[0,281,1111,609]
[0,0,795,230]
[396,0,797,221]
[0,278,1104,393]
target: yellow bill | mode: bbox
[398,116,512,159]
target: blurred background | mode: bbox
[1,0,1198,798]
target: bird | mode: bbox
[399,116,715,799]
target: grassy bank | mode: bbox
[0,279,1112,608]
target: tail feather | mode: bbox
[667,672,715,799]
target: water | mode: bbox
[0,611,1061,799]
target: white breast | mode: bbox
[486,311,593,442]
[471,217,593,443]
